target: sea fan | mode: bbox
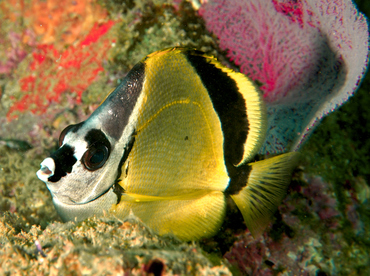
[200,0,369,153]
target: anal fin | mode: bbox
[230,152,298,238]
[113,191,226,241]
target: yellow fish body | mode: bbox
[37,47,297,241]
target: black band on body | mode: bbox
[185,52,249,178]
[113,132,136,204]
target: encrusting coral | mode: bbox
[0,215,231,275]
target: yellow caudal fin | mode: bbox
[230,152,298,238]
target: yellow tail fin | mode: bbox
[230,152,298,238]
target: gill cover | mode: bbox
[37,47,296,241]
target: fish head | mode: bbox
[36,64,145,221]
[36,119,123,221]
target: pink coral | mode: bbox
[200,0,319,102]
[0,32,28,75]
[200,0,369,153]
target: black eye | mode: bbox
[82,144,109,171]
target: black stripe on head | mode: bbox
[48,145,77,183]
[113,131,136,204]
[96,62,145,140]
[185,52,249,177]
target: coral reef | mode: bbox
[0,146,58,230]
[0,215,231,275]
[102,0,221,75]
[0,0,369,275]
[0,0,119,155]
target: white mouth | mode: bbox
[36,157,55,182]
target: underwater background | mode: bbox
[0,0,369,275]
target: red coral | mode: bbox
[24,0,109,47]
[272,0,306,27]
[7,21,116,121]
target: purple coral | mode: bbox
[200,0,369,153]
[301,177,341,229]
[225,233,272,276]
[0,31,34,75]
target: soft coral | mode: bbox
[200,0,369,153]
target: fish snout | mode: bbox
[36,157,55,183]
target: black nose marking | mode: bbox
[48,144,77,183]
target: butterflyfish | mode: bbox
[37,47,297,241]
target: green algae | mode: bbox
[301,81,370,185]
[98,0,220,75]
[300,81,370,223]
[298,69,370,274]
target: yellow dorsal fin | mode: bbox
[230,152,298,237]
